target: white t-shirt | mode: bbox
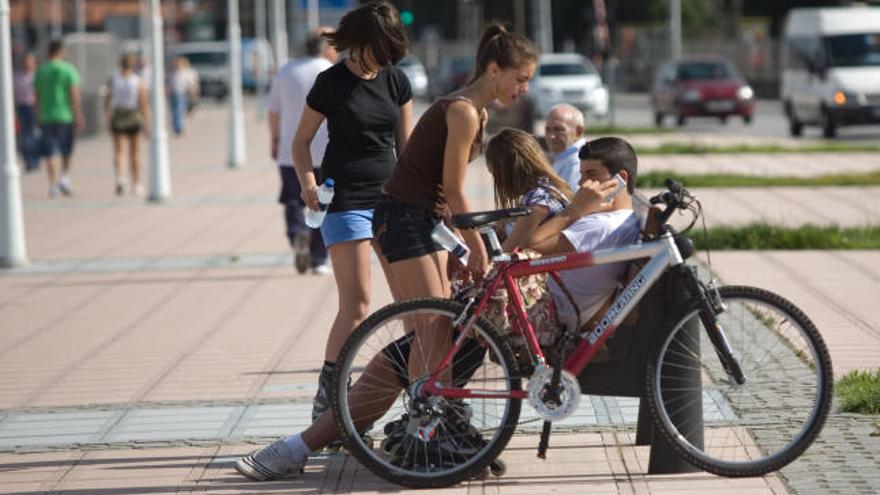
[267,56,332,168]
[110,72,142,110]
[170,67,198,95]
[548,209,641,332]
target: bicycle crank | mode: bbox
[527,365,581,421]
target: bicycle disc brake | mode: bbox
[527,366,581,421]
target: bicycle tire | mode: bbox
[646,285,833,477]
[331,297,522,488]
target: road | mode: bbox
[602,93,880,142]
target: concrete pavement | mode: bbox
[1,99,877,494]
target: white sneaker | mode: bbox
[58,176,72,196]
[132,183,145,198]
[48,185,61,198]
[312,264,332,276]
[234,438,306,481]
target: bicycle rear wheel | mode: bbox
[331,298,522,488]
[647,285,833,476]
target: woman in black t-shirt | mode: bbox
[292,1,411,427]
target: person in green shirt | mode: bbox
[33,40,84,197]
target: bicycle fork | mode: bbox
[685,269,746,385]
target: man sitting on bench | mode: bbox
[524,136,642,340]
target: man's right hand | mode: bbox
[75,114,86,135]
[571,178,619,216]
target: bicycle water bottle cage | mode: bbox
[451,207,531,230]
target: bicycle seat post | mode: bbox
[479,226,511,262]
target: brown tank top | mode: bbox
[384,96,484,210]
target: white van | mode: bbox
[781,6,880,137]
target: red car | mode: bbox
[650,56,755,126]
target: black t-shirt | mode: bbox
[306,61,412,213]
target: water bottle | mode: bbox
[305,179,335,228]
[431,221,470,265]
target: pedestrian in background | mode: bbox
[13,52,40,172]
[168,56,198,135]
[236,0,413,481]
[104,52,150,196]
[267,28,337,275]
[33,40,85,197]
[544,103,586,191]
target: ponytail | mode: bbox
[468,23,537,84]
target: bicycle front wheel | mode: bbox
[647,285,833,476]
[331,298,522,488]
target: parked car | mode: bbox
[167,41,228,100]
[167,39,274,100]
[781,6,880,138]
[650,56,755,126]
[398,55,428,100]
[429,55,472,100]
[241,38,275,93]
[530,53,608,118]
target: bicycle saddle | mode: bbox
[451,207,531,230]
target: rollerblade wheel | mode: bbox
[489,458,506,477]
[380,436,397,455]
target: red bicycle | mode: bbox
[331,181,833,488]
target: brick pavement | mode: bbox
[1,99,877,494]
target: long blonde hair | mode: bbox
[485,128,574,209]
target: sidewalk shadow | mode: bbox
[0,454,212,471]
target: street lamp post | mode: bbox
[254,0,267,119]
[307,0,319,31]
[269,0,288,65]
[670,0,682,60]
[227,0,246,169]
[148,0,171,201]
[74,0,86,72]
[0,0,28,267]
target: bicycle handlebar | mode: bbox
[649,179,696,226]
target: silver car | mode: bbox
[398,55,429,100]
[531,53,609,118]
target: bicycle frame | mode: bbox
[423,230,686,401]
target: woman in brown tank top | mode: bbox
[373,23,537,383]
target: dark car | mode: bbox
[651,56,755,126]
[429,55,473,100]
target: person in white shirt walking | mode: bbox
[167,56,198,136]
[104,52,150,196]
[544,103,586,192]
[268,28,338,274]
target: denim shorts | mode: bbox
[320,209,374,247]
[373,196,444,263]
[39,123,75,158]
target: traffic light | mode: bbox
[401,10,414,26]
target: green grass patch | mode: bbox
[836,369,880,414]
[692,224,880,250]
[588,126,677,135]
[638,143,880,155]
[637,170,880,188]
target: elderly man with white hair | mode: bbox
[544,103,586,191]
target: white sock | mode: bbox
[282,433,312,463]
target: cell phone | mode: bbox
[603,173,627,203]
